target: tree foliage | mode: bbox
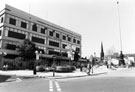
[16,39,37,61]
[73,48,80,61]
[106,46,116,56]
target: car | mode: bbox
[45,67,54,72]
[36,65,46,72]
[55,65,76,72]
[69,65,76,71]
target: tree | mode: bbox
[16,39,38,68]
[73,48,80,62]
[100,42,104,61]
[106,46,116,58]
[74,51,80,61]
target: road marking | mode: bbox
[16,78,22,82]
[55,81,62,92]
[49,80,62,92]
[49,80,53,92]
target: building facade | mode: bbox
[0,5,81,69]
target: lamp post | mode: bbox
[117,1,125,66]
[52,55,56,77]
[33,50,39,75]
[0,52,7,70]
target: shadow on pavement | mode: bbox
[0,74,11,83]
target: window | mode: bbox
[4,54,18,59]
[41,27,47,34]
[76,47,80,52]
[73,38,76,43]
[63,35,66,40]
[49,31,53,36]
[48,50,60,56]
[68,37,71,41]
[6,44,16,50]
[38,48,45,54]
[8,31,26,40]
[62,44,67,49]
[0,30,1,36]
[32,36,44,44]
[1,17,3,23]
[32,24,37,31]
[21,21,27,29]
[56,33,59,38]
[62,52,68,57]
[77,40,80,44]
[49,40,59,47]
[9,18,16,25]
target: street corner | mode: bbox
[15,75,37,80]
[0,74,12,83]
[0,73,18,83]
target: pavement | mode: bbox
[0,65,135,79]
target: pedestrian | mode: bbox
[107,56,111,69]
[87,63,91,75]
[80,63,83,72]
[2,64,6,71]
[87,55,93,75]
[5,64,8,71]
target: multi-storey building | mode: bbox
[0,5,81,69]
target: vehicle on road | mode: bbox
[36,65,46,72]
[55,65,76,72]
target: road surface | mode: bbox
[0,68,135,92]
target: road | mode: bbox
[0,68,135,92]
[0,76,135,92]
[58,77,135,92]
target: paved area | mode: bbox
[0,65,135,79]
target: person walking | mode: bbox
[87,55,94,75]
[87,62,91,75]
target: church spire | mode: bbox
[100,42,104,61]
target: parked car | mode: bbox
[45,67,54,72]
[55,65,76,72]
[36,65,46,72]
[70,66,76,71]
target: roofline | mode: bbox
[4,4,81,37]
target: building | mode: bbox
[0,5,81,69]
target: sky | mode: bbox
[0,0,135,58]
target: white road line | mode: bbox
[49,80,53,92]
[16,78,22,82]
[55,81,62,92]
[49,80,62,92]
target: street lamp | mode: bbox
[117,1,125,66]
[33,50,39,75]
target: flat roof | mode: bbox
[4,4,81,38]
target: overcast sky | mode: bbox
[0,0,135,57]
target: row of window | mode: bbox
[5,27,80,51]
[0,27,2,36]
[4,40,80,57]
[4,41,17,50]
[49,30,80,44]
[7,14,81,45]
[8,15,47,36]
